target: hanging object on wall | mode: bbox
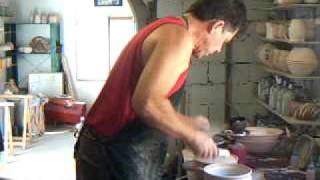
[29,36,50,53]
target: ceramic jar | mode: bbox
[287,48,318,76]
[289,19,306,42]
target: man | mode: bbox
[74,0,247,179]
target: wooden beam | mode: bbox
[127,0,152,30]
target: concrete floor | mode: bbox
[0,125,76,180]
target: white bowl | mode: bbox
[204,164,252,180]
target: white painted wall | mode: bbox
[11,0,134,103]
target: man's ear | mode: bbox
[208,20,225,34]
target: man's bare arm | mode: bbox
[132,24,217,158]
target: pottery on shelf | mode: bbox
[304,0,319,3]
[275,0,303,4]
[272,49,290,72]
[257,43,276,67]
[304,19,315,41]
[289,19,306,42]
[287,48,318,76]
[266,21,288,40]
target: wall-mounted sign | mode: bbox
[95,0,122,6]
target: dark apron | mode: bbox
[74,88,185,180]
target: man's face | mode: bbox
[193,21,238,59]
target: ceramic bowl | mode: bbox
[288,63,317,76]
[204,164,252,180]
[236,127,283,154]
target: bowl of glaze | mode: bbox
[204,164,252,180]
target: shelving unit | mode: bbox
[5,23,61,88]
[256,64,320,80]
[256,98,320,126]
[255,3,320,127]
[4,23,16,82]
[253,3,320,11]
[258,36,320,45]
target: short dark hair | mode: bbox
[187,0,247,33]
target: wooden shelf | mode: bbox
[13,23,56,25]
[257,64,320,80]
[252,3,320,11]
[259,36,320,45]
[255,98,320,126]
[16,52,51,55]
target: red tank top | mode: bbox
[86,17,190,136]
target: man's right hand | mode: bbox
[187,130,218,159]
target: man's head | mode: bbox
[187,0,247,58]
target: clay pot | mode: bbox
[256,43,276,67]
[287,48,318,76]
[266,22,288,40]
[272,49,290,72]
[289,19,306,42]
